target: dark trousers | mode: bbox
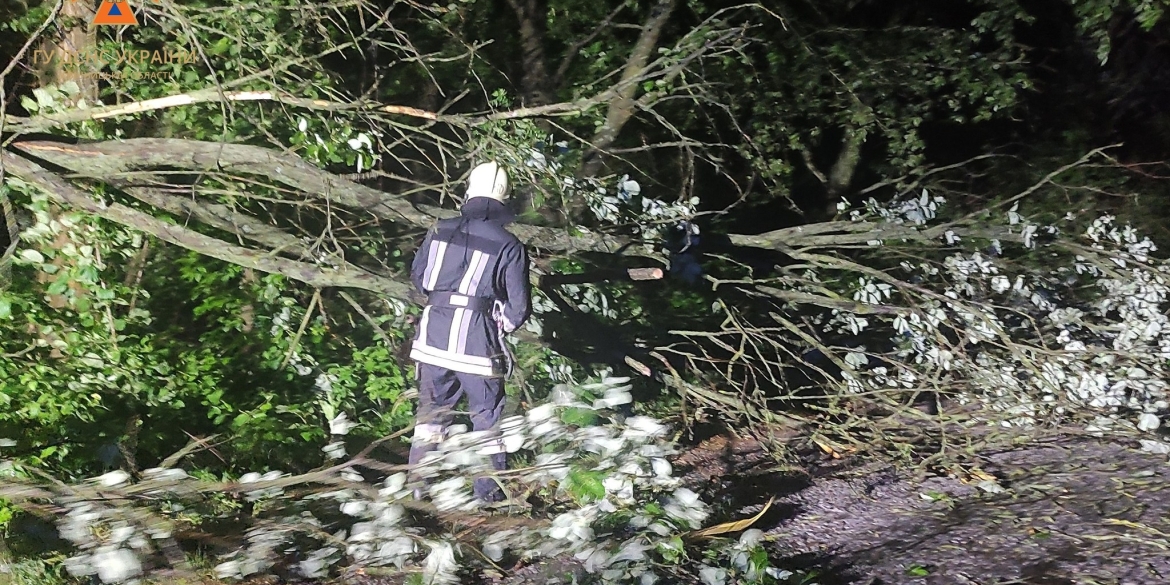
[408,363,507,500]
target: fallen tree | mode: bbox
[3,1,1170,584]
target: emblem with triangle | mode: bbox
[93,1,139,26]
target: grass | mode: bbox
[0,554,71,585]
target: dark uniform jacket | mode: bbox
[409,197,531,377]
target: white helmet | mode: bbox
[465,161,510,202]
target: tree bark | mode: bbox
[120,186,316,259]
[23,0,98,301]
[505,0,554,107]
[0,151,419,302]
[801,111,869,220]
[11,138,646,257]
[34,0,98,104]
[0,191,16,289]
[827,123,866,201]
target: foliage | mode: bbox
[0,176,412,476]
[1069,0,1168,62]
[734,1,1033,202]
[820,185,1170,432]
[0,375,808,585]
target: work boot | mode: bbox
[473,478,505,503]
[477,492,528,513]
[476,490,505,505]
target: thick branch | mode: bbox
[0,151,417,300]
[121,186,314,258]
[2,78,682,137]
[577,0,678,181]
[727,220,927,250]
[827,122,867,199]
[14,139,1094,272]
[727,220,1023,251]
[12,139,643,256]
[751,284,899,315]
[728,147,1122,253]
[15,138,438,225]
[4,89,454,137]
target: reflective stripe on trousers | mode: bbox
[412,423,446,445]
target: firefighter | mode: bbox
[407,161,531,503]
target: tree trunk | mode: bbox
[576,0,677,183]
[505,0,553,108]
[0,190,16,289]
[34,0,98,104]
[824,122,867,213]
[24,0,99,301]
[800,105,870,221]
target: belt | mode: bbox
[427,291,494,313]
[426,292,515,379]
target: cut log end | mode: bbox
[627,267,664,281]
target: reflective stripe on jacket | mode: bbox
[408,198,531,377]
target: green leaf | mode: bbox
[211,37,232,56]
[657,536,685,563]
[18,249,44,263]
[750,547,769,570]
[47,280,68,296]
[560,407,599,427]
[567,469,605,502]
[905,565,931,577]
[32,87,54,109]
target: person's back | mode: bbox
[409,192,529,377]
[406,161,531,503]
